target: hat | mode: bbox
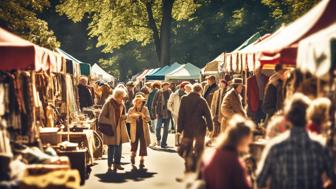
[145,82,152,87]
[231,78,243,86]
[133,94,146,104]
[126,81,134,87]
[206,75,216,81]
[152,81,161,88]
[180,81,190,89]
[161,82,170,87]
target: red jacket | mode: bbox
[200,147,252,189]
[247,74,269,112]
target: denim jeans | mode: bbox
[150,119,157,133]
[156,118,170,146]
[107,145,122,167]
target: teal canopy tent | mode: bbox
[145,62,181,80]
[57,48,91,76]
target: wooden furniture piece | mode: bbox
[57,148,87,185]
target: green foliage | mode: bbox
[170,0,274,68]
[262,0,320,28]
[56,0,199,53]
[0,0,60,49]
[98,56,120,80]
[98,42,158,81]
[53,0,321,81]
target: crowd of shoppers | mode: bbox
[77,65,336,189]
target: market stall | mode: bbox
[0,27,104,188]
[0,28,63,72]
[145,62,181,80]
[297,23,336,79]
[239,0,336,67]
[91,63,115,84]
[57,48,92,77]
[165,63,201,81]
[203,53,223,76]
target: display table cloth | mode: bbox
[58,130,95,165]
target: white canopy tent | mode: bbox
[91,63,115,83]
[202,53,224,75]
[297,23,336,79]
[166,63,201,80]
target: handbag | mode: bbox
[97,122,114,136]
[97,101,115,136]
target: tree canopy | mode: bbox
[261,0,320,30]
[0,0,320,81]
[57,0,199,67]
[0,0,60,49]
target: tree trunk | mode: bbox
[119,60,129,81]
[160,0,174,67]
[145,2,161,66]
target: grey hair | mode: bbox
[192,83,203,93]
[113,88,127,99]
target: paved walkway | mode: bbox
[82,134,186,189]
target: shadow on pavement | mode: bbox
[95,166,158,183]
[148,146,177,153]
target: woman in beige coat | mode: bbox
[98,88,129,172]
[127,95,151,168]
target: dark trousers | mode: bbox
[178,134,205,172]
[156,118,170,146]
[107,145,122,167]
[249,100,266,124]
[213,119,221,137]
[131,122,147,156]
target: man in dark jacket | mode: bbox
[263,64,286,122]
[177,83,213,173]
[78,77,93,110]
[203,75,219,106]
[147,81,160,133]
[152,82,172,148]
[247,66,269,124]
[125,81,135,111]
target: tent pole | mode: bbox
[244,64,248,107]
[317,77,321,97]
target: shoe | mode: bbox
[176,175,185,182]
[115,164,124,170]
[139,159,145,168]
[156,141,161,146]
[161,144,168,148]
[113,164,124,171]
